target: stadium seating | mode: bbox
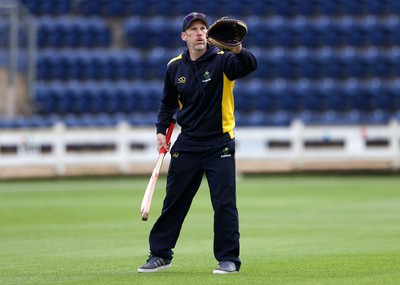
[20,0,71,16]
[2,0,400,129]
[37,16,111,48]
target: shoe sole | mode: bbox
[213,269,238,274]
[137,264,171,273]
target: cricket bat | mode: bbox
[141,120,175,221]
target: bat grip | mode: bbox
[159,120,175,154]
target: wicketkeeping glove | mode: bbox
[206,17,248,52]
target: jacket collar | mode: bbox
[183,44,219,63]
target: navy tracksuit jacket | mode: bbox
[150,45,257,270]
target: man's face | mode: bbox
[182,21,207,52]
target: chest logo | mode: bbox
[177,77,186,84]
[202,71,211,83]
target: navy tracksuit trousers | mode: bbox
[148,134,241,269]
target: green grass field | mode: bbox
[1,174,400,285]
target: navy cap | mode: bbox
[182,12,208,32]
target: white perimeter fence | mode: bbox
[1,119,400,179]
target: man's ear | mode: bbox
[181,32,187,42]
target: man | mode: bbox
[138,12,257,274]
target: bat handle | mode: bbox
[159,120,176,154]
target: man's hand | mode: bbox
[157,133,171,153]
[232,43,242,54]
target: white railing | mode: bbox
[0,119,399,178]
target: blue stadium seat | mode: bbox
[240,79,268,113]
[345,84,371,112]
[126,112,158,126]
[299,109,342,125]
[323,53,350,80]
[297,54,324,80]
[269,110,292,126]
[124,16,149,48]
[77,0,101,16]
[143,48,170,80]
[296,23,322,49]
[390,86,400,113]
[64,82,84,114]
[275,85,299,114]
[343,23,369,48]
[101,86,120,114]
[34,84,54,114]
[121,51,143,80]
[259,87,277,113]
[342,0,365,17]
[276,56,299,80]
[389,52,400,77]
[55,0,72,15]
[102,0,125,17]
[89,52,107,80]
[21,0,71,16]
[275,22,298,48]
[299,86,325,113]
[369,24,394,48]
[233,83,247,112]
[119,85,140,112]
[319,23,345,47]
[365,0,389,16]
[234,111,265,126]
[36,51,52,80]
[319,0,343,17]
[274,0,297,18]
[80,51,98,80]
[345,54,370,79]
[52,52,70,81]
[47,83,71,115]
[233,82,250,113]
[25,114,53,128]
[298,109,318,125]
[246,0,272,17]
[145,81,163,111]
[0,19,8,47]
[295,0,320,17]
[387,0,400,15]
[37,16,110,48]
[339,110,361,125]
[367,54,393,79]
[366,81,393,112]
[82,83,102,114]
[63,113,81,127]
[319,110,344,125]
[321,84,349,113]
[259,23,278,48]
[37,17,59,48]
[221,1,246,16]
[366,109,391,124]
[86,17,110,47]
[251,53,276,80]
